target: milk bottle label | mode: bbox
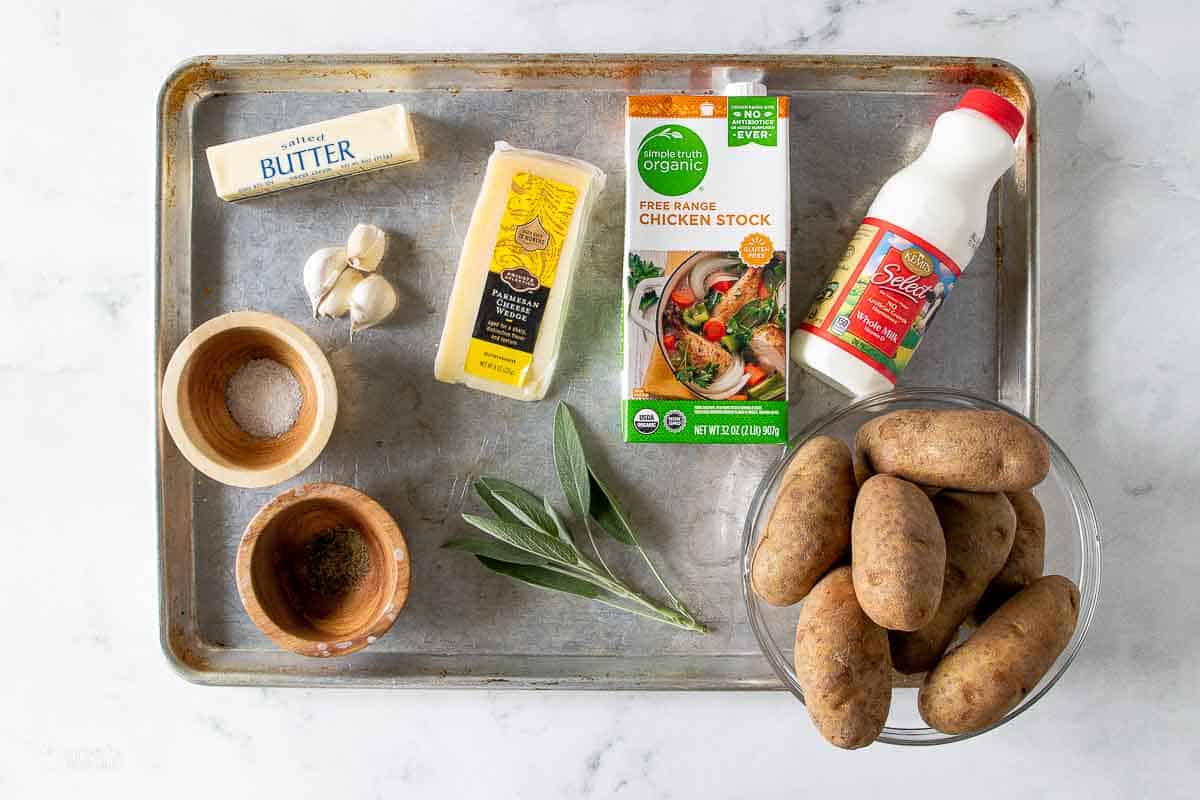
[801,218,960,382]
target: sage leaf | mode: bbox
[475,556,601,599]
[442,536,546,566]
[553,402,591,518]
[475,478,516,521]
[588,470,638,546]
[446,405,708,634]
[461,514,578,565]
[543,497,574,545]
[475,477,557,536]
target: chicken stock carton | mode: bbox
[623,93,790,444]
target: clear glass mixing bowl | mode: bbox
[740,388,1102,746]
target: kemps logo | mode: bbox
[901,248,934,277]
[637,124,708,196]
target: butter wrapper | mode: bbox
[205,104,419,201]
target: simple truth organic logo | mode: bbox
[637,124,709,196]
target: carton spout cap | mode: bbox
[723,81,767,97]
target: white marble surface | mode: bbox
[2,0,1196,796]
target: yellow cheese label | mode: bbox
[464,172,579,387]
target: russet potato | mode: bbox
[918,575,1080,734]
[890,491,1016,673]
[855,409,1050,492]
[851,475,945,631]
[794,567,892,749]
[751,436,856,606]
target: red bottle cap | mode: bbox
[956,88,1025,141]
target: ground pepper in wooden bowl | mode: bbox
[303,526,372,596]
[236,482,410,657]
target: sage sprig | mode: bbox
[443,403,707,634]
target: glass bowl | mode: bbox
[740,388,1101,746]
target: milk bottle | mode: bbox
[793,89,1025,397]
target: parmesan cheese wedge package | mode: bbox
[622,87,790,444]
[434,143,606,401]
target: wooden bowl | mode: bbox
[161,311,337,488]
[235,482,410,657]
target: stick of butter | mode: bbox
[434,142,606,401]
[205,105,419,201]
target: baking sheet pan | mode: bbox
[156,54,1037,687]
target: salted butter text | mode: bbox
[260,140,356,180]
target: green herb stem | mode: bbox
[535,557,706,633]
[582,517,618,581]
[448,403,709,635]
[568,558,706,633]
[590,596,707,633]
[635,548,687,614]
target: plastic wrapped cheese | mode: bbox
[434,142,606,401]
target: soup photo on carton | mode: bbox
[622,85,790,444]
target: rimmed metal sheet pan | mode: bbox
[156,54,1037,688]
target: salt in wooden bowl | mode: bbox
[160,310,337,488]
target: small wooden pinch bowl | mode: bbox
[236,482,411,658]
[161,310,336,488]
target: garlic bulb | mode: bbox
[317,267,364,318]
[349,274,399,334]
[303,246,348,316]
[346,223,387,273]
[303,225,394,337]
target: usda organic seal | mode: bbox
[633,408,660,435]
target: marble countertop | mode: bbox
[3,0,1196,796]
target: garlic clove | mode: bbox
[346,224,387,273]
[349,274,399,334]
[316,266,364,318]
[303,246,348,316]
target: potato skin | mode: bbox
[854,461,940,498]
[918,575,1080,734]
[751,436,856,606]
[794,567,892,749]
[975,490,1046,620]
[855,409,1050,492]
[851,476,945,631]
[890,491,1017,673]
[853,456,874,487]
